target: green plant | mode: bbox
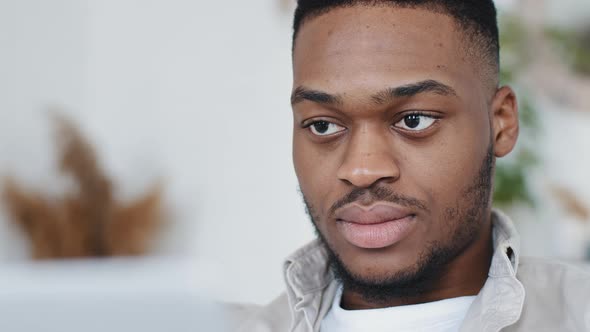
[545,26,590,76]
[493,15,541,207]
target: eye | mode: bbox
[394,113,438,131]
[307,120,346,136]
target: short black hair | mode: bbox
[292,0,500,83]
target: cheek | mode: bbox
[438,120,490,192]
[405,126,488,224]
[293,136,343,217]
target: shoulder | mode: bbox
[517,256,590,298]
[225,293,292,332]
[511,257,590,331]
[517,256,590,305]
[517,256,590,285]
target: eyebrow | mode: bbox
[290,86,344,106]
[291,79,457,106]
[371,80,458,104]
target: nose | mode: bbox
[336,124,400,188]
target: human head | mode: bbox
[290,0,519,306]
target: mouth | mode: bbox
[334,203,418,249]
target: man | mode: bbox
[232,1,590,331]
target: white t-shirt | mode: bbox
[321,285,476,332]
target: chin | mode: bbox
[345,255,420,282]
[327,240,422,280]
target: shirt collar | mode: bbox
[489,209,521,277]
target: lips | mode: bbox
[335,203,417,249]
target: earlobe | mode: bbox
[491,86,519,158]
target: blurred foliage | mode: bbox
[494,15,589,207]
[545,26,590,76]
[493,15,540,207]
[493,135,538,206]
[494,15,590,206]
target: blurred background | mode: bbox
[0,0,588,310]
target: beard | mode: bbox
[302,141,495,305]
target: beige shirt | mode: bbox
[231,210,590,331]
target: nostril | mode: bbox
[339,177,354,186]
[380,176,397,184]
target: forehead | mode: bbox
[293,6,481,99]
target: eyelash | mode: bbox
[399,110,439,119]
[397,111,441,123]
[301,119,340,128]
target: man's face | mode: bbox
[292,6,510,300]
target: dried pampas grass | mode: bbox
[2,115,164,259]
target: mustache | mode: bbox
[328,186,429,217]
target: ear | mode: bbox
[491,86,519,158]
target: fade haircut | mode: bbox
[292,0,500,87]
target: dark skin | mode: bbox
[291,6,519,310]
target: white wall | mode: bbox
[0,0,89,261]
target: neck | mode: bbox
[341,219,494,310]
